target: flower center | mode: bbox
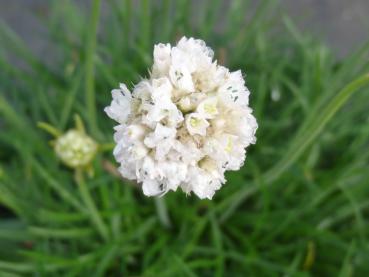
[225,137,233,153]
[190,117,202,127]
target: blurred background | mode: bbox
[1,0,369,58]
[1,0,369,276]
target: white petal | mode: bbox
[196,96,218,119]
[152,43,171,77]
[185,113,209,136]
[169,65,195,92]
[104,85,132,124]
[142,179,165,196]
[152,77,173,104]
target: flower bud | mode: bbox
[54,130,98,168]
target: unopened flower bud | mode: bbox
[54,130,98,168]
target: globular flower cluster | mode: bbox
[105,37,257,199]
[54,130,98,168]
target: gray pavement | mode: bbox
[0,0,368,58]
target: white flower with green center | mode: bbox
[197,97,218,119]
[185,113,209,136]
[105,36,258,199]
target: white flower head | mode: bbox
[105,36,258,199]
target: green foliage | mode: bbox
[1,0,369,276]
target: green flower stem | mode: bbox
[33,160,86,213]
[75,170,109,241]
[37,122,61,138]
[99,143,115,152]
[219,73,369,222]
[85,0,102,138]
[154,197,171,228]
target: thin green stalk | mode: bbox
[95,245,119,276]
[219,73,369,222]
[140,0,150,51]
[0,96,33,135]
[0,270,19,277]
[210,213,224,277]
[60,72,82,130]
[124,0,132,49]
[264,73,369,184]
[29,226,94,239]
[75,170,109,241]
[317,200,369,230]
[154,197,171,228]
[0,250,99,273]
[99,143,115,152]
[37,122,61,137]
[85,0,102,137]
[32,161,86,213]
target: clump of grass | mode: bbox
[1,0,369,276]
